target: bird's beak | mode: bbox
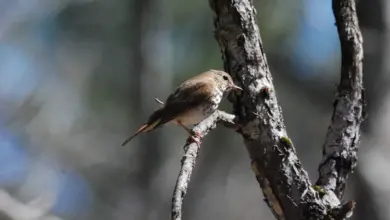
[231,84,243,91]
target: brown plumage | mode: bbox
[121,69,242,146]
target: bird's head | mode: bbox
[210,69,242,93]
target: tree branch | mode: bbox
[170,110,236,220]
[316,0,364,199]
[209,0,363,219]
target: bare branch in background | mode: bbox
[171,110,236,220]
[316,0,365,199]
[208,0,363,219]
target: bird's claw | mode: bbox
[191,135,202,145]
[186,132,202,145]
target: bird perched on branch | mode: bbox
[121,69,242,146]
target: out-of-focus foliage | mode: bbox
[0,0,386,220]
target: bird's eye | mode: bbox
[223,75,229,81]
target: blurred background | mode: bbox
[0,0,387,219]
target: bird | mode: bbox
[121,69,242,146]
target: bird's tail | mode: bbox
[121,109,164,146]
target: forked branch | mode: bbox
[168,0,363,219]
[209,0,363,219]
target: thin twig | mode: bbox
[316,0,364,199]
[154,98,164,105]
[171,110,236,220]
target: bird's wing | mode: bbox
[148,80,213,127]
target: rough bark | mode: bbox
[316,0,364,199]
[171,110,236,220]
[209,0,363,219]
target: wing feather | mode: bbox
[152,80,213,128]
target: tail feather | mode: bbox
[121,118,162,146]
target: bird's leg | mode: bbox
[176,121,196,136]
[176,121,202,145]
